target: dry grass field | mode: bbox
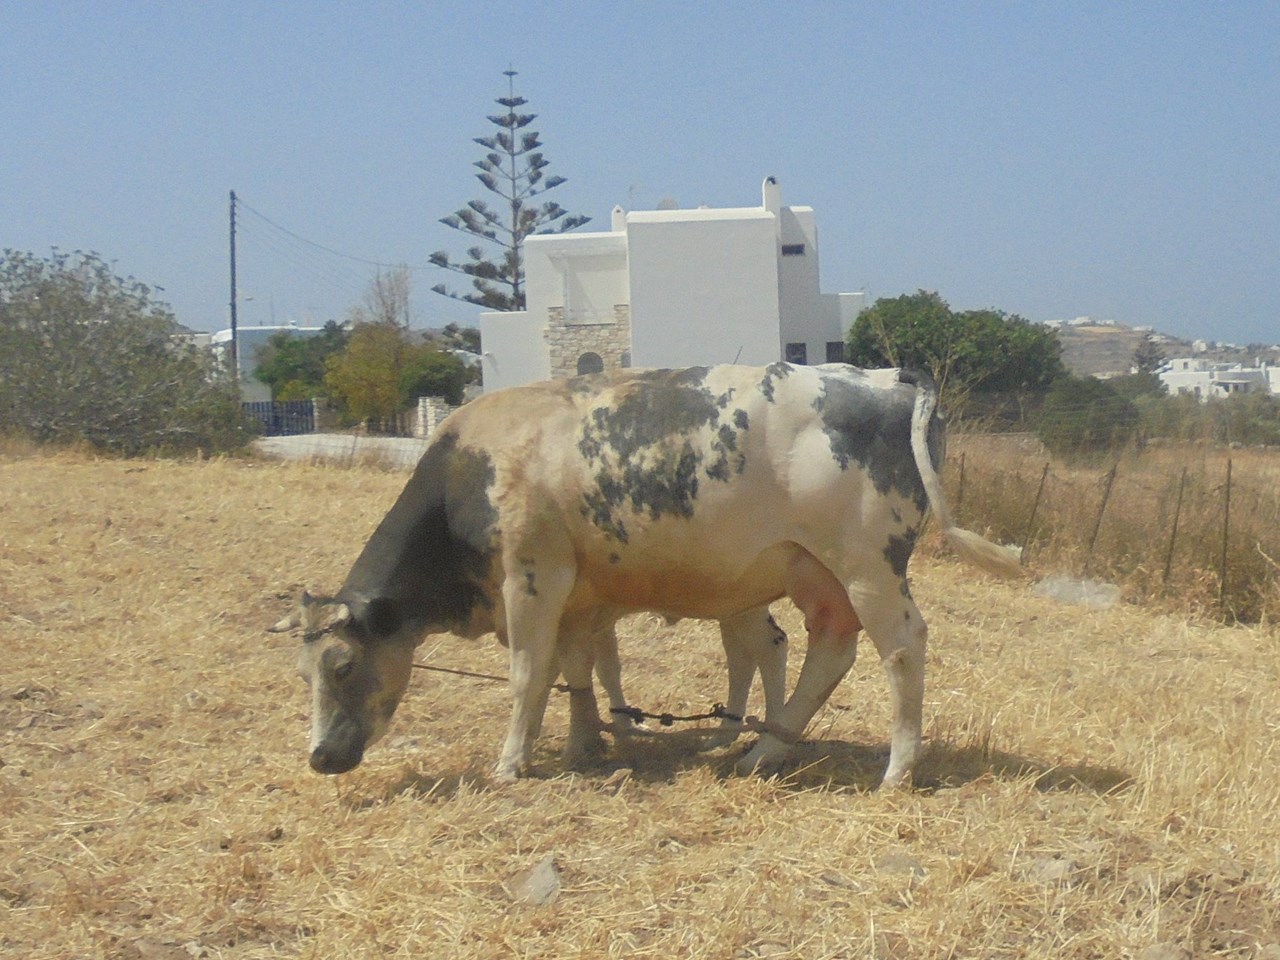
[4,450,1280,959]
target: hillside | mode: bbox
[1055,322,1280,379]
[4,452,1279,958]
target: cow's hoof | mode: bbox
[493,759,525,783]
[608,717,638,739]
[878,766,914,791]
[563,733,608,768]
[701,724,744,751]
[735,743,786,778]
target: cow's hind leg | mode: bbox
[737,551,861,776]
[851,580,928,789]
[495,559,576,782]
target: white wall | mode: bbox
[478,309,551,393]
[627,208,780,368]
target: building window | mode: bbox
[785,342,808,364]
[577,352,604,375]
[620,351,631,368]
[826,341,845,363]
[781,243,806,256]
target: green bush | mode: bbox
[0,249,253,456]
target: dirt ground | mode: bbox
[3,452,1279,959]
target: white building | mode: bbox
[478,177,865,392]
[210,323,328,402]
[1158,357,1280,401]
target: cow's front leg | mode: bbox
[705,607,787,749]
[558,622,609,765]
[495,558,576,782]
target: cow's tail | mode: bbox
[907,374,1026,579]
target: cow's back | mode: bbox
[509,364,929,619]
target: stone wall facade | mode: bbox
[546,305,633,379]
[413,396,457,439]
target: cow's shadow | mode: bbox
[349,729,1131,806]
[554,727,1134,796]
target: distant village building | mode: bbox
[478,177,865,392]
[1158,357,1280,401]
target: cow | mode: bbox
[281,363,1021,788]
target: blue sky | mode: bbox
[5,2,1278,345]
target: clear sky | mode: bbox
[5,2,1278,345]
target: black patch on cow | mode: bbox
[338,431,497,638]
[705,422,747,481]
[812,373,928,512]
[883,528,918,579]
[577,369,742,542]
[733,409,749,431]
[767,614,786,646]
[758,362,793,403]
[362,597,403,638]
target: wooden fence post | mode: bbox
[1219,458,1232,609]
[1020,462,1051,565]
[955,452,966,518]
[1162,467,1188,586]
[1084,463,1118,577]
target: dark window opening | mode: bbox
[577,352,604,375]
[826,341,845,363]
[785,342,808,364]
[781,243,806,256]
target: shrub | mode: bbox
[0,249,253,456]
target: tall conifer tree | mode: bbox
[429,70,590,311]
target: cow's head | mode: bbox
[271,591,416,775]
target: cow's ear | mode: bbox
[268,588,318,633]
[363,597,403,639]
[316,602,353,634]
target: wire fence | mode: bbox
[944,434,1280,624]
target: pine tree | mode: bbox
[429,70,590,311]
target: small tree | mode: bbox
[401,349,470,406]
[429,70,590,311]
[1035,375,1140,457]
[0,248,251,455]
[1131,334,1167,374]
[847,291,1064,405]
[254,320,350,401]
[324,320,411,431]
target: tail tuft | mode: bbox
[944,527,1027,580]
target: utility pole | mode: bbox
[228,190,239,382]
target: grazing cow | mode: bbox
[282,363,1020,787]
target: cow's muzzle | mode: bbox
[309,741,364,775]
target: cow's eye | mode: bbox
[333,660,354,682]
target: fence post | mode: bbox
[1083,463,1118,577]
[1219,458,1232,610]
[1020,462,1051,565]
[1162,467,1188,586]
[955,452,966,519]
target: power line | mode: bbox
[235,197,441,273]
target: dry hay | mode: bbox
[3,451,1280,959]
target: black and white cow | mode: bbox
[280,363,1021,787]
